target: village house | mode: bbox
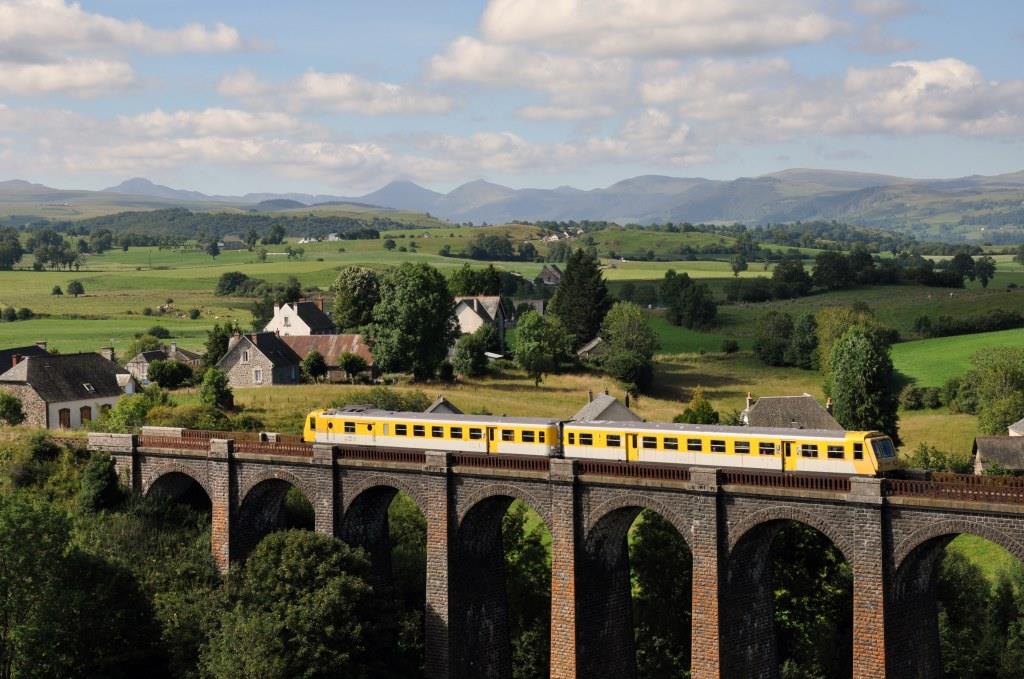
[535,263,563,286]
[0,352,136,429]
[217,332,301,387]
[454,296,510,349]
[280,334,374,382]
[741,394,843,430]
[219,234,247,251]
[125,342,203,383]
[0,341,50,370]
[263,298,335,336]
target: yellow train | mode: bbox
[304,406,899,476]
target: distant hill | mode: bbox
[4,168,1024,241]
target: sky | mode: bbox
[1,0,1023,195]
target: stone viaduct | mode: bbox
[89,427,1024,679]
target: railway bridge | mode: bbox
[89,426,1024,679]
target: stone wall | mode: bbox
[0,383,47,428]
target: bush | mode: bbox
[188,308,201,319]
[142,307,153,316]
[328,387,431,413]
[51,285,63,295]
[1,307,15,322]
[437,361,455,382]
[147,325,171,339]
[15,307,32,320]
[720,339,740,354]
[899,385,924,411]
[199,368,234,411]
[903,443,972,473]
[922,387,943,409]
[77,452,123,513]
[147,359,192,390]
[453,331,489,378]
[0,392,25,425]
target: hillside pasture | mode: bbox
[892,327,1024,387]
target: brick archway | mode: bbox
[727,504,853,563]
[239,468,319,510]
[456,482,552,532]
[344,473,427,518]
[894,519,1024,571]
[585,492,691,545]
[142,462,213,502]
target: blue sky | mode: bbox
[1,0,1022,195]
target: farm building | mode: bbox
[973,437,1024,475]
[280,334,374,382]
[219,235,246,251]
[454,296,510,349]
[576,337,608,361]
[218,332,301,387]
[535,264,563,286]
[0,352,136,429]
[126,343,202,383]
[741,394,842,430]
[263,299,335,336]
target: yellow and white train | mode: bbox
[304,406,899,476]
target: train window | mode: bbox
[854,443,864,460]
[710,440,726,453]
[688,438,703,452]
[607,434,622,447]
[431,426,443,438]
[413,425,425,437]
[309,416,317,430]
[344,421,355,434]
[579,433,593,446]
[642,436,657,449]
[800,444,819,458]
[568,433,575,444]
[538,431,546,443]
[502,429,514,442]
[759,442,776,455]
[871,438,896,459]
[664,437,679,450]
[328,421,334,429]
[522,431,536,443]
[451,427,463,439]
[734,441,750,454]
[395,424,408,436]
[469,428,483,440]
[827,445,845,459]
[382,424,388,435]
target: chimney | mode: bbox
[100,347,115,362]
[604,388,609,396]
[11,353,20,368]
[587,390,593,403]
[746,392,754,410]
[273,302,281,315]
[170,342,177,356]
[316,296,325,312]
[35,341,47,351]
[625,393,630,408]
[227,332,242,351]
[825,397,833,414]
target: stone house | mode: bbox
[217,333,301,387]
[454,296,510,349]
[536,264,563,286]
[0,352,136,429]
[973,437,1024,475]
[280,334,374,382]
[263,299,335,337]
[741,394,842,430]
[219,234,246,251]
[125,343,203,383]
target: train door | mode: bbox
[783,441,796,471]
[487,427,497,454]
[626,433,639,462]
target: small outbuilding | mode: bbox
[973,437,1024,475]
[571,393,641,422]
[425,395,463,415]
[741,394,842,430]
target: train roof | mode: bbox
[565,419,881,440]
[320,406,560,426]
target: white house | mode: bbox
[263,299,335,336]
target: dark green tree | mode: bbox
[753,311,794,366]
[0,227,24,270]
[301,351,328,383]
[673,386,720,424]
[339,352,368,382]
[0,392,24,425]
[976,255,997,288]
[204,240,220,261]
[203,323,236,368]
[369,263,458,381]
[67,279,85,297]
[76,452,123,513]
[547,249,611,347]
[826,328,900,443]
[199,368,234,411]
[812,251,853,290]
[147,359,192,389]
[785,313,819,370]
[453,329,489,378]
[261,224,286,245]
[771,256,812,298]
[600,302,659,394]
[512,311,573,385]
[331,266,380,329]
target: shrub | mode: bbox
[0,392,24,425]
[77,452,123,513]
[720,339,739,354]
[922,387,943,409]
[147,325,171,339]
[147,359,192,390]
[51,285,63,295]
[437,361,455,382]
[188,308,201,320]
[199,369,234,411]
[28,431,61,463]
[67,280,84,297]
[899,385,924,411]
[142,307,153,316]
[15,307,32,320]
[1,307,15,322]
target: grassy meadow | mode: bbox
[892,327,1024,386]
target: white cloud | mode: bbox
[118,108,302,137]
[479,0,844,56]
[219,69,453,115]
[0,58,134,96]
[518,104,616,120]
[852,0,917,19]
[0,0,244,56]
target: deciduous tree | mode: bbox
[512,311,573,385]
[331,266,380,329]
[826,328,900,443]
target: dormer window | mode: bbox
[82,382,95,394]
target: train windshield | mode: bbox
[870,437,896,459]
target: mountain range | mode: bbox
[4,169,1024,238]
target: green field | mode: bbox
[892,328,1024,386]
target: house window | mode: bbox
[522,431,536,443]
[253,368,263,384]
[642,436,657,449]
[759,442,777,456]
[502,429,514,442]
[800,444,819,458]
[710,440,726,453]
[607,434,622,447]
[734,441,751,454]
[450,427,463,439]
[469,428,483,440]
[82,382,95,394]
[58,408,71,428]
[664,437,679,451]
[432,426,443,437]
[853,443,864,460]
[241,350,250,363]
[579,433,593,446]
[688,438,703,452]
[827,445,846,459]
[80,406,92,423]
[283,316,290,327]
[344,421,356,433]
[395,424,408,436]
[413,425,425,437]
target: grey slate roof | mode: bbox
[292,301,335,333]
[571,394,640,422]
[220,333,300,368]
[0,344,49,370]
[425,396,463,414]
[973,436,1024,471]
[0,352,129,402]
[743,395,842,431]
[132,345,202,365]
